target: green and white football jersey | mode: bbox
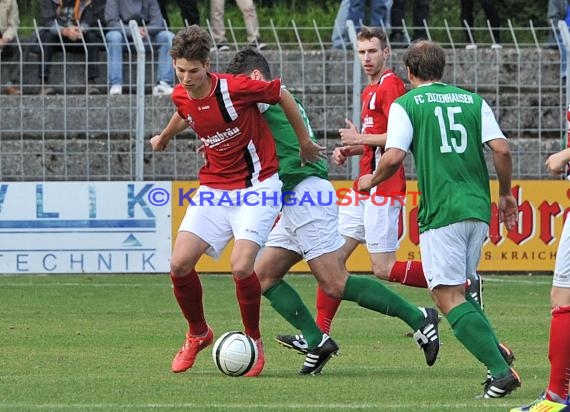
[260,96,328,193]
[386,82,505,233]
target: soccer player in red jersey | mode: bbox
[510,148,570,411]
[319,27,430,334]
[278,27,427,345]
[150,25,324,377]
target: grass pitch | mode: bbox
[0,274,552,411]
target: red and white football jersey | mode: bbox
[172,73,282,190]
[353,69,407,196]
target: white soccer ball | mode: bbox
[212,331,258,376]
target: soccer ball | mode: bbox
[212,331,258,376]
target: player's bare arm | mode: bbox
[150,112,189,151]
[332,145,363,166]
[487,138,517,230]
[358,147,406,191]
[278,89,326,163]
[545,148,570,175]
[339,119,387,147]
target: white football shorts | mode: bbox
[420,219,488,290]
[338,188,401,253]
[178,173,282,259]
[554,215,570,288]
[265,176,345,261]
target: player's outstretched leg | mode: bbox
[275,334,309,354]
[264,280,340,374]
[412,307,440,366]
[483,368,521,399]
[483,343,516,388]
[299,334,339,375]
[341,275,441,366]
[445,299,521,398]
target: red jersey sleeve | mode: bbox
[219,74,282,106]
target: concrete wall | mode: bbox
[0,48,565,180]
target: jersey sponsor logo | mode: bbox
[201,126,242,149]
[362,115,374,133]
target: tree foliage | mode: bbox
[17,0,548,29]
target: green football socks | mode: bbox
[465,294,500,345]
[341,275,425,330]
[263,280,323,348]
[446,301,509,378]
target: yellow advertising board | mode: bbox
[172,180,568,273]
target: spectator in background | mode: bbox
[158,0,200,27]
[105,0,175,96]
[545,0,569,79]
[348,0,392,33]
[38,0,105,95]
[459,0,501,49]
[389,0,429,47]
[0,0,21,95]
[546,0,567,49]
[331,0,350,49]
[210,0,266,51]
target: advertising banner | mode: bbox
[0,182,172,273]
[173,180,568,273]
[0,179,565,274]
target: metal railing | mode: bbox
[0,19,565,181]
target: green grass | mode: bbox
[0,274,553,411]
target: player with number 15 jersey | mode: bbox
[388,82,502,232]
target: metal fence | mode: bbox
[0,19,566,181]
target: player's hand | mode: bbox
[339,119,361,145]
[150,134,168,151]
[545,151,569,175]
[498,193,518,231]
[357,174,374,191]
[332,146,351,166]
[299,140,326,165]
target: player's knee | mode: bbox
[372,267,390,281]
[231,262,255,279]
[371,262,391,281]
[430,286,464,315]
[551,287,570,308]
[170,260,194,277]
[318,280,344,299]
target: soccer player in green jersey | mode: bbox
[358,40,521,398]
[226,46,442,375]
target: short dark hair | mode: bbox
[403,40,446,82]
[357,26,388,49]
[170,25,211,63]
[226,47,272,79]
